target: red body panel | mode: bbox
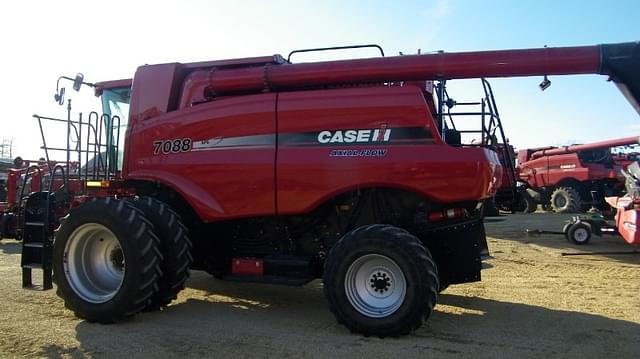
[125,93,277,221]
[276,86,500,214]
[605,196,640,244]
[123,85,502,222]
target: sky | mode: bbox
[0,0,639,160]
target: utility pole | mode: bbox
[0,138,13,159]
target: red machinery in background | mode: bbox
[517,136,639,213]
[562,161,640,246]
[606,161,640,245]
[612,150,639,169]
[0,159,80,239]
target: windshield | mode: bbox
[579,149,614,166]
[100,87,130,170]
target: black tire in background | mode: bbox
[323,224,439,337]
[52,198,162,323]
[522,192,538,213]
[130,196,193,311]
[483,198,500,217]
[551,187,582,213]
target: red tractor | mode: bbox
[0,42,638,337]
[517,136,639,213]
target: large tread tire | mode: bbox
[483,198,500,217]
[522,192,538,214]
[130,196,193,311]
[551,187,582,213]
[323,224,439,337]
[52,198,163,323]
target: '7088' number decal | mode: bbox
[153,138,192,154]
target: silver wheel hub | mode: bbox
[345,254,406,318]
[63,223,125,303]
[574,227,589,242]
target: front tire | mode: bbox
[323,224,439,337]
[53,198,162,323]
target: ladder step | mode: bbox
[22,263,44,269]
[25,221,45,227]
[23,243,44,248]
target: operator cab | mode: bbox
[95,79,132,171]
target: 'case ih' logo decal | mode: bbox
[318,126,391,144]
[278,126,434,147]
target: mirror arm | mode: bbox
[56,75,96,93]
[54,75,96,105]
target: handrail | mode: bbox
[287,44,385,63]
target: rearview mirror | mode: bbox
[54,87,65,105]
[73,73,84,91]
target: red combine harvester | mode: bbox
[517,136,639,213]
[0,42,638,337]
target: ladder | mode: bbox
[20,191,53,289]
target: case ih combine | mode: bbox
[0,42,638,337]
[517,136,639,213]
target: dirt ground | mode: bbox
[0,212,638,358]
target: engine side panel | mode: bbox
[276,86,501,214]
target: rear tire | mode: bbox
[130,197,193,311]
[551,187,582,213]
[53,198,162,323]
[323,224,439,337]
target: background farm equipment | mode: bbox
[559,161,640,247]
[561,213,618,245]
[517,136,639,213]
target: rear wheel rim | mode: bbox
[573,227,589,243]
[63,223,125,303]
[344,254,406,318]
[554,195,567,208]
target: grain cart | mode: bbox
[1,42,639,337]
[517,136,639,213]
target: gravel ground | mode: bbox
[0,212,638,358]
